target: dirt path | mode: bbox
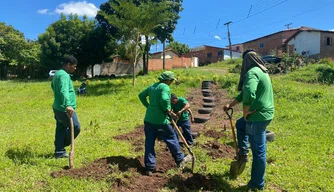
[51,84,243,191]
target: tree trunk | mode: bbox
[3,63,8,80]
[91,64,94,78]
[163,40,166,70]
[133,63,136,86]
[142,53,147,75]
[146,49,149,74]
[143,35,150,75]
[133,34,141,86]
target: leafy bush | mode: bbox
[287,61,334,85]
[316,66,334,84]
[229,64,241,74]
[317,58,332,65]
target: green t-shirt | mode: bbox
[138,82,171,125]
[236,66,274,121]
[171,97,189,121]
[51,69,76,112]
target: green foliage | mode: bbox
[0,22,29,79]
[216,74,239,96]
[99,0,175,85]
[227,58,242,64]
[38,14,107,70]
[287,61,334,85]
[229,64,242,74]
[281,53,301,72]
[152,0,183,43]
[18,40,41,67]
[166,41,190,55]
[0,22,26,65]
[100,0,173,39]
[97,0,183,74]
[317,58,332,65]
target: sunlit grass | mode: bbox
[1,63,334,191]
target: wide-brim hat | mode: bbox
[158,71,177,81]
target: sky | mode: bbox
[1,0,334,53]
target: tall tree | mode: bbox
[18,40,41,78]
[99,0,173,86]
[153,0,183,70]
[96,0,183,75]
[0,22,26,79]
[166,41,190,55]
[38,14,114,75]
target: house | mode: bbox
[182,45,224,65]
[226,44,243,53]
[182,45,241,65]
[150,49,179,59]
[224,49,242,60]
[286,29,334,59]
[241,26,315,56]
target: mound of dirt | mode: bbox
[204,129,228,140]
[51,156,143,180]
[113,125,144,152]
[202,141,235,159]
[166,173,218,191]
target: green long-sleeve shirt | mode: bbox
[51,69,76,112]
[171,97,189,121]
[138,82,171,125]
[236,67,274,121]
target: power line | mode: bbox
[231,1,334,39]
[216,19,221,29]
[170,0,298,47]
[173,0,288,37]
[247,5,253,18]
[220,0,286,24]
[233,0,288,24]
[176,0,334,48]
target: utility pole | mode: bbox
[285,23,292,29]
[224,21,233,60]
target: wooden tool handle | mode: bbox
[69,117,75,169]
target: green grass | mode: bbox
[287,61,334,84]
[1,62,334,191]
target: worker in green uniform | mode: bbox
[224,50,274,190]
[51,55,81,159]
[170,93,194,146]
[138,71,191,176]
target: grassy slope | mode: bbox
[1,61,334,191]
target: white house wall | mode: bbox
[224,51,241,60]
[288,31,320,55]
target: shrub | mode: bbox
[229,64,241,74]
[318,58,332,65]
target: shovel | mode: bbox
[225,108,246,178]
[69,117,75,169]
[169,115,195,173]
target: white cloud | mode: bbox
[330,29,334,31]
[37,9,49,14]
[214,35,221,40]
[54,1,99,17]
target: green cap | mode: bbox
[158,71,177,81]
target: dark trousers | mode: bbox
[144,122,184,170]
[53,108,81,155]
[176,120,194,145]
